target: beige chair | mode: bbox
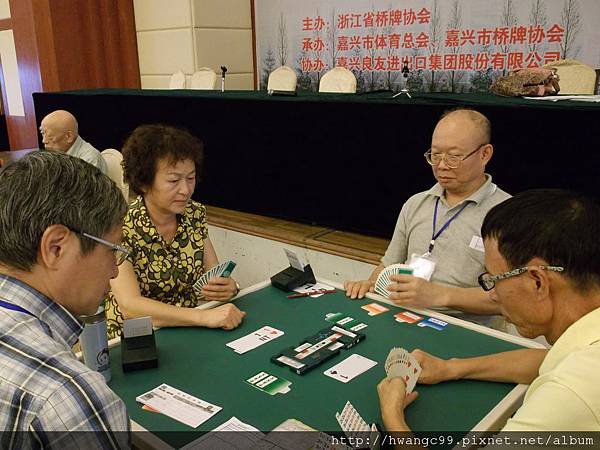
[543,59,597,95]
[190,67,217,90]
[101,149,129,201]
[319,67,357,93]
[169,70,186,89]
[267,65,297,93]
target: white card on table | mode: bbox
[226,326,284,354]
[123,316,153,338]
[293,281,334,297]
[136,384,221,428]
[324,354,377,383]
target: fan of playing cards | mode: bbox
[374,264,413,298]
[193,260,236,297]
[336,401,379,449]
[385,347,422,393]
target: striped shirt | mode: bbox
[0,274,130,449]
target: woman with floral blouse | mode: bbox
[106,124,245,338]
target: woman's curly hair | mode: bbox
[121,124,204,195]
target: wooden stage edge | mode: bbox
[205,205,388,266]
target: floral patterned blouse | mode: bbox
[106,196,208,338]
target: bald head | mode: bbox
[429,108,494,199]
[40,110,79,152]
[435,109,491,145]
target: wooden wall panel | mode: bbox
[1,0,140,149]
[48,0,140,90]
[5,0,44,149]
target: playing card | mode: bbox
[361,302,389,316]
[325,312,345,323]
[335,401,380,450]
[324,313,361,330]
[384,347,408,372]
[374,264,413,298]
[336,401,370,433]
[226,326,284,354]
[350,323,367,332]
[417,317,448,331]
[394,311,423,324]
[245,371,292,395]
[324,354,377,383]
[193,260,236,296]
[336,317,355,326]
[385,347,421,393]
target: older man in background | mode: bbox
[40,109,107,173]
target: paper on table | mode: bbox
[180,417,264,450]
[136,384,221,428]
[523,95,600,102]
[293,282,335,297]
[226,326,284,354]
[263,418,338,450]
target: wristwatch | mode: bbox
[233,280,241,297]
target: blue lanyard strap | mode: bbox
[0,299,35,317]
[430,197,470,253]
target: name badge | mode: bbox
[469,235,485,253]
[407,253,436,281]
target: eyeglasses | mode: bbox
[424,144,486,169]
[73,230,130,266]
[478,265,564,291]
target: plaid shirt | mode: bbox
[0,274,130,449]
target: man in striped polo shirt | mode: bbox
[0,152,129,449]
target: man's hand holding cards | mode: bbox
[385,347,422,393]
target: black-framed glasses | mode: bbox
[72,229,130,265]
[478,265,564,291]
[424,144,486,169]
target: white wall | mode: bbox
[208,225,375,289]
[0,23,25,117]
[0,0,10,20]
[133,0,254,90]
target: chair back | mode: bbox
[267,65,297,92]
[191,68,217,90]
[319,67,357,93]
[101,149,129,201]
[169,70,186,89]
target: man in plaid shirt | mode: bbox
[0,152,130,449]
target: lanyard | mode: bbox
[429,197,470,253]
[0,298,35,317]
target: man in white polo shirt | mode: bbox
[40,109,107,174]
[345,109,510,324]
